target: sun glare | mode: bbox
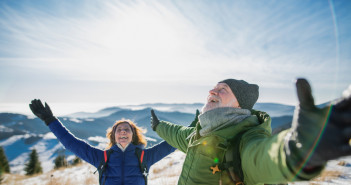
[59,2,206,81]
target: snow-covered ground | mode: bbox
[2,150,351,185]
[0,132,71,175]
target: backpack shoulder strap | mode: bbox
[135,147,148,185]
[218,131,246,184]
[94,149,113,185]
[227,132,245,183]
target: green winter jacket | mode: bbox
[155,110,322,185]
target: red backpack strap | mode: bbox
[94,149,113,185]
[140,150,144,163]
[135,147,148,185]
[104,150,107,162]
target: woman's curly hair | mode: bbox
[106,119,147,149]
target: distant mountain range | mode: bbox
[0,102,296,174]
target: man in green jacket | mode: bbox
[150,78,351,185]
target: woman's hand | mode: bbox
[29,99,57,125]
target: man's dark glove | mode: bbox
[29,99,57,126]
[285,79,351,172]
[151,109,160,131]
[188,109,200,127]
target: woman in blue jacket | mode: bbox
[29,99,175,185]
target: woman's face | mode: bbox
[115,122,133,148]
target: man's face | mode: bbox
[202,83,240,113]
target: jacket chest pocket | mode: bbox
[190,136,228,162]
[185,136,230,184]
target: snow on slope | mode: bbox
[0,133,74,174]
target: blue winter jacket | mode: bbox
[49,119,176,185]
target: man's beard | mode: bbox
[201,102,221,113]
[201,98,238,114]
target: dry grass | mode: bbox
[152,160,174,174]
[45,172,97,185]
[1,173,43,185]
[149,157,183,184]
[312,169,343,182]
[45,175,73,185]
[1,163,99,185]
[148,151,185,184]
[84,175,98,185]
[309,160,348,183]
[337,160,348,166]
[289,160,348,185]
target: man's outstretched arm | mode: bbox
[151,109,195,153]
[285,78,351,179]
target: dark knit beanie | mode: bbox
[219,79,259,109]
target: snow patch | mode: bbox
[87,136,108,143]
[0,135,25,146]
[69,118,82,123]
[43,132,56,140]
[342,85,351,98]
[9,152,29,174]
[84,118,95,121]
[145,136,157,142]
[0,125,13,132]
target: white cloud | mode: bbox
[0,0,350,106]
[0,1,214,83]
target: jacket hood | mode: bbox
[250,109,272,134]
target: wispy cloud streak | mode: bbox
[0,0,350,105]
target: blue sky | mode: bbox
[0,0,351,115]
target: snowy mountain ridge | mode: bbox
[1,102,295,174]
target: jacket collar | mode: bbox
[110,143,144,152]
[198,107,251,136]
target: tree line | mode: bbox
[0,146,82,183]
[0,146,10,183]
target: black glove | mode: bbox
[29,99,57,126]
[188,109,200,127]
[151,109,160,131]
[285,79,351,171]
